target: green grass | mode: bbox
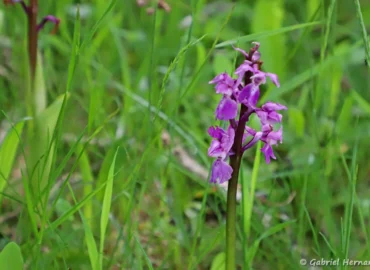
[0,0,370,269]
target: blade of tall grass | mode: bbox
[179,4,236,101]
[80,0,117,51]
[216,22,322,48]
[340,140,358,270]
[246,220,295,268]
[99,148,118,269]
[304,206,321,256]
[134,235,154,270]
[155,34,206,122]
[351,89,370,115]
[242,141,261,268]
[188,184,211,269]
[49,182,108,230]
[314,0,336,110]
[66,181,99,270]
[77,144,94,227]
[354,0,370,70]
[261,40,362,102]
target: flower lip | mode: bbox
[210,158,233,184]
[215,97,238,120]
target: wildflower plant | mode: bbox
[208,42,287,269]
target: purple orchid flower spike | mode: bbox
[207,42,287,184]
[208,42,287,270]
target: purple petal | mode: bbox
[262,102,287,111]
[243,131,262,151]
[209,73,226,84]
[248,88,260,107]
[208,126,223,139]
[208,140,224,158]
[222,125,235,153]
[256,110,269,124]
[266,73,280,87]
[235,61,254,86]
[256,110,282,124]
[215,97,238,120]
[210,159,233,184]
[235,61,254,76]
[267,111,283,123]
[261,124,273,136]
[233,46,249,58]
[252,50,261,62]
[251,73,266,86]
[245,126,257,136]
[266,127,283,145]
[215,83,233,95]
[261,144,276,164]
[239,83,260,107]
[238,84,252,102]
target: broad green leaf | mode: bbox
[210,252,225,270]
[30,93,70,197]
[0,120,25,198]
[34,51,47,115]
[0,242,24,270]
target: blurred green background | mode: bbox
[0,0,370,269]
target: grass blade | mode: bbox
[99,148,118,269]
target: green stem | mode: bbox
[226,105,248,269]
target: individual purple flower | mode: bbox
[209,72,235,96]
[238,83,260,107]
[207,42,287,184]
[209,73,239,120]
[255,102,287,125]
[208,125,235,160]
[208,125,235,183]
[260,125,283,163]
